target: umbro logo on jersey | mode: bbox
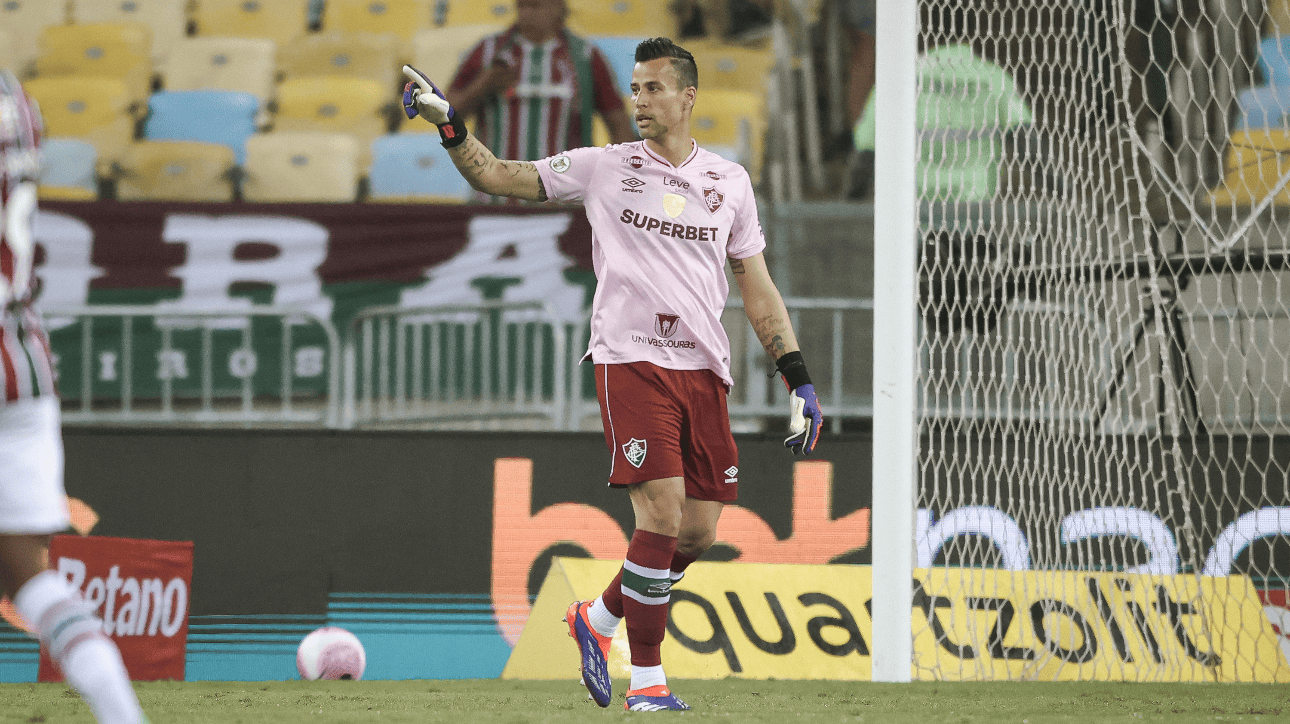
[622,177,645,193]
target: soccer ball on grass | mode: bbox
[296,626,366,680]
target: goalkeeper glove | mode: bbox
[402,64,468,148]
[777,351,822,455]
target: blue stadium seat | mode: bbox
[143,90,259,164]
[1234,84,1290,130]
[38,138,98,200]
[368,134,472,203]
[1260,36,1290,87]
[588,36,643,95]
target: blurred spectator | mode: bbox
[446,0,635,168]
[841,0,875,133]
[674,0,773,40]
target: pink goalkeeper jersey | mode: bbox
[536,140,765,387]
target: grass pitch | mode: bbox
[0,679,1286,723]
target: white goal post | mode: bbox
[872,0,1290,683]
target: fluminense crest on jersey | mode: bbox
[622,438,647,468]
[662,193,686,219]
[703,186,725,215]
[655,313,680,338]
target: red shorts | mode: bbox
[595,361,739,502]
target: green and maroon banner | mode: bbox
[33,202,595,399]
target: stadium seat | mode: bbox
[273,77,390,166]
[194,0,309,46]
[1271,0,1290,36]
[70,0,189,63]
[588,36,643,94]
[689,89,765,182]
[23,76,136,164]
[38,138,99,201]
[0,0,68,76]
[1207,130,1290,207]
[368,133,472,202]
[1234,85,1290,130]
[441,0,514,26]
[242,132,360,202]
[566,0,674,38]
[410,25,504,97]
[35,24,153,103]
[163,37,277,103]
[278,32,402,89]
[322,0,433,42]
[114,140,236,201]
[144,90,259,164]
[689,39,775,94]
[1259,36,1290,88]
[0,28,20,76]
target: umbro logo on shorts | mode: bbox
[623,438,647,468]
[725,466,738,484]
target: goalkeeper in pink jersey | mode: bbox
[0,72,147,724]
[403,37,822,711]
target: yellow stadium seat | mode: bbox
[0,28,19,75]
[0,0,69,75]
[323,0,432,42]
[274,77,390,150]
[690,88,765,182]
[279,32,402,89]
[194,0,308,46]
[70,0,189,63]
[689,39,774,94]
[115,140,236,201]
[1269,0,1290,35]
[243,132,360,202]
[23,76,136,164]
[163,37,277,103]
[1208,130,1290,207]
[410,25,503,95]
[441,0,514,26]
[35,24,153,103]
[566,0,674,38]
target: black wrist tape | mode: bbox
[439,115,468,148]
[775,351,812,390]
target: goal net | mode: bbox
[911,0,1290,680]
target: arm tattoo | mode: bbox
[536,174,548,202]
[751,314,787,358]
[729,258,746,274]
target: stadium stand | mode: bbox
[1259,36,1290,87]
[242,132,360,202]
[1207,129,1290,207]
[689,39,775,94]
[143,89,259,164]
[278,31,402,89]
[23,76,137,164]
[689,88,766,182]
[0,28,20,76]
[35,23,154,103]
[368,133,472,203]
[322,0,433,42]
[163,37,277,103]
[441,0,514,26]
[1268,0,1290,37]
[587,35,642,94]
[114,140,236,202]
[273,77,390,169]
[193,0,309,46]
[1234,85,1290,130]
[70,0,189,64]
[0,0,69,76]
[38,138,99,201]
[566,0,673,37]
[409,25,504,99]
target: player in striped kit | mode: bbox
[0,72,148,724]
[405,36,822,710]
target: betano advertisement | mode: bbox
[0,429,1273,683]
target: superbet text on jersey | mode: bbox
[536,141,765,387]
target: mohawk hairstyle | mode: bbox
[634,37,698,89]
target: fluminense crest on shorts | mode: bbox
[662,193,686,218]
[703,186,724,214]
[623,438,648,468]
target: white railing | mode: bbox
[42,306,341,427]
[341,301,586,430]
